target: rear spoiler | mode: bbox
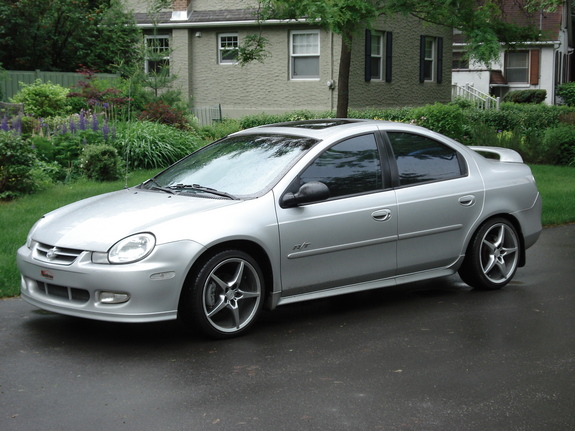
[468,146,524,163]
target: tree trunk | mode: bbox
[336,33,353,118]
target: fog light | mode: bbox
[99,292,130,304]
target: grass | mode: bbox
[1,165,573,298]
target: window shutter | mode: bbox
[385,32,393,82]
[419,36,426,83]
[436,37,443,84]
[365,29,372,82]
[530,49,540,85]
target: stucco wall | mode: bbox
[189,25,336,117]
[348,14,452,110]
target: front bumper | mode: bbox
[17,240,205,323]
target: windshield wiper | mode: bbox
[169,184,238,200]
[144,178,176,194]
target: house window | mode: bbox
[219,33,239,64]
[419,36,443,83]
[290,30,320,79]
[452,51,469,69]
[370,33,384,80]
[506,51,529,83]
[423,37,435,81]
[145,35,170,74]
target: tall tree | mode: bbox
[246,0,563,118]
[0,0,141,73]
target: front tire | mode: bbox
[459,218,520,290]
[181,249,264,339]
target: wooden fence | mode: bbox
[1,70,118,101]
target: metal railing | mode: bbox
[452,83,500,110]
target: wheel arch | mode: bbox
[179,239,275,310]
[466,213,526,267]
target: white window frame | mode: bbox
[423,37,435,82]
[145,34,170,74]
[290,30,320,80]
[218,33,239,64]
[370,32,384,81]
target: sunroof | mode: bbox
[263,119,361,130]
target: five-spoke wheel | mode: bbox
[180,249,264,339]
[459,218,520,290]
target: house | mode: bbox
[122,0,452,118]
[452,0,574,104]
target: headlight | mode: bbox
[105,233,156,264]
[26,217,45,248]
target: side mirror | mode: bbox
[280,181,330,208]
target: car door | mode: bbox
[385,131,484,274]
[275,133,398,298]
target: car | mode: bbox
[17,119,542,338]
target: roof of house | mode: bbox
[134,9,258,25]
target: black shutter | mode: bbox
[437,37,443,84]
[419,35,426,83]
[385,31,392,82]
[365,29,372,82]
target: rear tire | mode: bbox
[180,249,264,339]
[459,218,520,290]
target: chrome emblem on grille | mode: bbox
[46,247,59,260]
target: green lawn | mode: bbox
[0,165,573,298]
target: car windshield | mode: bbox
[144,133,318,198]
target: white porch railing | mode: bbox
[452,83,500,110]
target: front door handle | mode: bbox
[459,195,476,207]
[372,209,392,222]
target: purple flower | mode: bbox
[102,119,110,140]
[79,111,86,130]
[1,116,8,132]
[91,114,99,132]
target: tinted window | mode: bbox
[299,134,383,198]
[387,132,464,186]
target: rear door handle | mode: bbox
[459,195,476,207]
[372,209,392,222]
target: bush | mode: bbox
[138,101,191,130]
[542,125,575,165]
[556,82,575,106]
[0,131,38,200]
[9,80,72,117]
[114,121,202,170]
[79,144,123,181]
[502,89,547,104]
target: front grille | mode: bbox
[37,281,90,303]
[33,242,83,265]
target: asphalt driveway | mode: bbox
[1,224,574,431]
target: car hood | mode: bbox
[33,188,240,251]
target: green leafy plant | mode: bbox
[556,82,575,106]
[502,89,547,104]
[114,121,202,169]
[10,80,72,118]
[542,125,575,166]
[0,131,38,200]
[79,144,123,181]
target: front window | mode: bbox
[219,33,239,64]
[297,134,383,199]
[290,30,320,80]
[145,35,170,74]
[146,134,318,198]
[506,51,529,83]
[370,33,384,80]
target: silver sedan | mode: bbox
[17,119,542,338]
